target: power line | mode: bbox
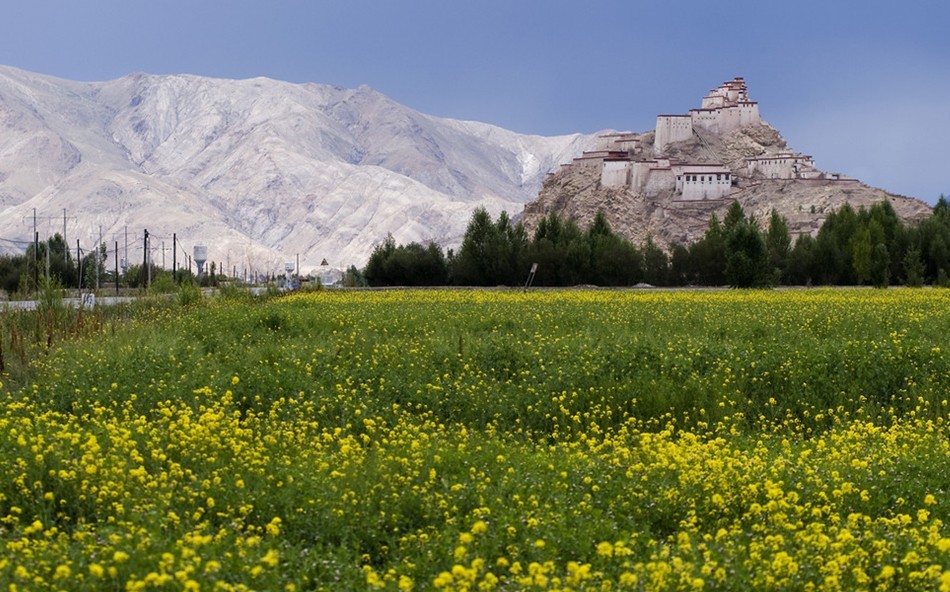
[0,236,34,246]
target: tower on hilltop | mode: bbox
[655,77,761,155]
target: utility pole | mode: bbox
[143,229,149,289]
[115,241,119,295]
[162,240,166,269]
[172,233,177,283]
[97,225,103,291]
[33,209,38,291]
[76,239,81,290]
[63,208,68,268]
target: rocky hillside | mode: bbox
[523,118,932,250]
[0,66,600,271]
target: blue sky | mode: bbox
[1,0,947,203]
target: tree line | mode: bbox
[0,233,210,295]
[363,196,950,288]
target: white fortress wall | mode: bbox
[690,109,721,135]
[720,106,743,134]
[655,115,692,154]
[601,159,631,188]
[675,165,732,200]
[572,152,609,169]
[680,174,732,201]
[618,138,641,153]
[748,152,815,179]
[645,167,675,195]
[701,93,725,109]
[630,160,657,192]
[738,102,761,127]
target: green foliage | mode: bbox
[364,234,449,286]
[814,203,859,284]
[1,234,77,294]
[342,265,368,287]
[787,234,817,285]
[0,254,27,294]
[641,235,668,286]
[176,280,203,306]
[78,242,108,289]
[766,209,791,281]
[147,270,177,294]
[526,211,642,286]
[217,282,254,301]
[451,207,528,285]
[869,242,890,288]
[904,246,925,287]
[452,207,497,285]
[726,219,770,288]
[363,198,950,288]
[688,214,727,285]
[36,273,66,314]
[723,199,747,233]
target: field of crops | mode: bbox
[1,288,949,591]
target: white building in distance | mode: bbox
[747,151,817,179]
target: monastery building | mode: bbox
[548,77,851,204]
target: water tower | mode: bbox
[284,261,295,288]
[194,245,208,278]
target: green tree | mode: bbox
[79,243,108,289]
[526,213,586,286]
[723,200,747,234]
[850,225,874,284]
[852,219,885,285]
[787,234,817,285]
[765,210,791,283]
[453,207,500,285]
[588,210,612,239]
[343,265,367,287]
[494,211,529,285]
[690,214,728,285]
[869,243,890,288]
[668,243,692,286]
[365,234,397,286]
[0,253,27,294]
[726,221,770,288]
[903,246,925,287]
[364,236,449,286]
[914,197,950,282]
[814,203,859,284]
[590,233,642,286]
[642,235,669,286]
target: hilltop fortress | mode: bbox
[524,77,930,248]
[550,77,855,203]
[655,77,761,153]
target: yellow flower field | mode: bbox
[1,288,948,590]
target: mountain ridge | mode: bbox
[0,65,600,272]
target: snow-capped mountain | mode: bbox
[0,66,599,272]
